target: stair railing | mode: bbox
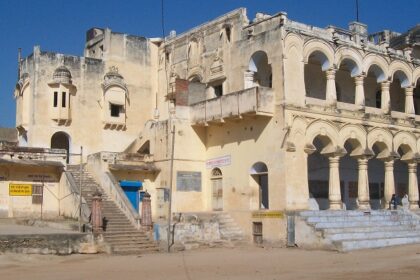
[64,172,91,222]
[102,171,141,229]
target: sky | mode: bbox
[0,0,419,127]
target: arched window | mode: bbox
[211,168,223,211]
[102,66,128,129]
[250,162,269,209]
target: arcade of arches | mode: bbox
[296,121,420,210]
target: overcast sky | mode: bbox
[1,0,419,127]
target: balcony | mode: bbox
[190,87,274,125]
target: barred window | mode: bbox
[32,185,43,204]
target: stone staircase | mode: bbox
[298,210,420,252]
[217,212,244,242]
[66,165,159,255]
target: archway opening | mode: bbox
[250,162,269,209]
[414,78,420,115]
[340,140,361,210]
[368,143,386,209]
[307,136,333,210]
[305,51,328,100]
[335,58,358,104]
[364,64,385,108]
[390,70,408,112]
[248,51,272,88]
[395,145,411,201]
[51,131,70,163]
[211,168,223,211]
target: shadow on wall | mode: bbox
[193,118,271,148]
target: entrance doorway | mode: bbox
[211,168,223,211]
[51,131,70,163]
[251,162,269,209]
[120,180,142,212]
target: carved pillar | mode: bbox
[325,69,337,106]
[141,191,153,231]
[354,75,365,107]
[357,157,370,209]
[404,87,415,115]
[91,192,103,234]
[381,81,390,114]
[383,160,395,208]
[407,162,419,209]
[328,156,342,210]
[244,70,255,89]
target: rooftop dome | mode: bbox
[53,66,72,84]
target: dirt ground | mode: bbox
[1,244,420,280]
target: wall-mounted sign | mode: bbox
[206,155,231,169]
[9,184,32,196]
[176,171,202,192]
[252,211,284,219]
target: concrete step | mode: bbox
[327,230,420,241]
[338,236,420,251]
[307,215,415,223]
[301,210,402,217]
[112,247,159,255]
[314,219,419,229]
[323,224,420,234]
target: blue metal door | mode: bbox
[119,181,142,212]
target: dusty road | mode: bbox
[1,244,420,280]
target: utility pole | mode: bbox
[356,0,360,22]
[166,124,175,252]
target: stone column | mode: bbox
[328,156,342,210]
[357,158,370,209]
[381,81,391,114]
[244,70,255,89]
[383,160,395,208]
[354,75,365,107]
[407,162,419,209]
[91,192,103,234]
[404,87,415,115]
[325,69,337,106]
[141,191,153,231]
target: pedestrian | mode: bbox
[390,194,397,210]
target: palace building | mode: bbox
[5,8,420,249]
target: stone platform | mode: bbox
[0,220,92,255]
[295,210,420,251]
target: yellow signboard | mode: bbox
[9,184,32,196]
[252,211,284,219]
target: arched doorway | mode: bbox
[51,131,70,163]
[250,162,269,209]
[211,168,223,211]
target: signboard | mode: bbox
[176,171,202,192]
[252,211,284,219]
[9,184,32,196]
[206,155,231,169]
